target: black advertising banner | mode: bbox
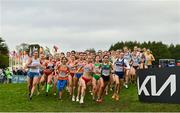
[137,67,180,104]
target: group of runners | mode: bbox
[25,46,155,104]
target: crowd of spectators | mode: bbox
[0,67,27,84]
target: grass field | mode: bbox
[0,83,180,112]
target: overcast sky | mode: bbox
[0,0,180,52]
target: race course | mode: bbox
[0,83,180,112]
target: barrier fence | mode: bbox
[12,75,27,83]
[0,75,27,83]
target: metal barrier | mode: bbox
[11,75,27,83]
[0,75,4,83]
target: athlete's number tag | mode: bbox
[116,66,123,72]
[84,67,90,72]
[94,67,100,73]
[59,72,66,77]
[102,69,110,76]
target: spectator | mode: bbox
[5,68,13,83]
[12,67,17,75]
[0,69,5,83]
[17,68,24,75]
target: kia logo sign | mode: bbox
[137,67,180,104]
[137,74,176,96]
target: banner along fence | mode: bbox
[137,67,180,104]
[12,75,27,83]
[0,75,27,83]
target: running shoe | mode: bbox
[72,96,75,102]
[112,94,116,99]
[79,98,84,104]
[124,83,128,89]
[76,97,79,102]
[96,98,103,103]
[115,95,120,101]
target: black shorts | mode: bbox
[40,70,43,75]
[133,66,139,70]
[115,71,124,79]
[101,75,110,82]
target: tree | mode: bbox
[0,37,9,55]
[170,44,180,60]
[0,55,9,68]
[0,37,9,68]
[16,43,29,54]
[85,48,96,53]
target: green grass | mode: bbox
[0,83,180,112]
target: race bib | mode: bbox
[59,71,66,77]
[84,67,90,72]
[102,69,110,76]
[94,67,100,73]
[115,65,123,72]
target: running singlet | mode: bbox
[58,65,69,80]
[132,55,140,66]
[43,61,55,75]
[93,63,101,74]
[29,58,40,73]
[84,63,93,73]
[114,59,125,72]
[68,62,76,73]
[124,52,132,63]
[76,61,85,73]
[46,62,55,71]
[101,64,111,76]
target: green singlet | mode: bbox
[93,63,101,80]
